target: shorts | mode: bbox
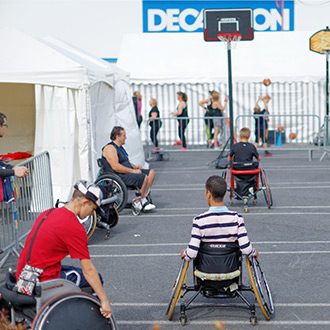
[213,117,223,128]
[117,169,150,189]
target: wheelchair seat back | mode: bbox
[232,161,259,171]
[194,242,241,289]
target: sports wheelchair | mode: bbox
[166,243,274,326]
[0,269,118,329]
[222,161,273,213]
[95,158,153,216]
[56,194,119,241]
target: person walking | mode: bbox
[147,98,162,153]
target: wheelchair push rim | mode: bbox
[260,168,273,208]
[246,257,275,320]
[31,291,118,330]
[79,210,97,240]
[95,173,128,213]
[166,259,189,320]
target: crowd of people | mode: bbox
[132,90,272,155]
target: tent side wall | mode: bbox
[0,83,35,155]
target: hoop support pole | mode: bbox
[227,41,234,149]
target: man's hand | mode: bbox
[180,249,186,260]
[254,248,259,259]
[132,169,142,174]
[100,299,112,319]
[136,165,143,170]
[14,166,29,178]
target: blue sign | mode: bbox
[143,0,294,33]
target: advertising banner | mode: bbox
[143,0,294,33]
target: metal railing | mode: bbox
[0,151,53,268]
[320,115,330,161]
[144,116,230,157]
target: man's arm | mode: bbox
[80,259,112,319]
[103,145,140,174]
[181,217,202,261]
[0,161,28,178]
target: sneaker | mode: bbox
[133,199,143,211]
[179,147,187,150]
[143,202,156,211]
[152,147,160,154]
[264,150,272,156]
[173,141,182,146]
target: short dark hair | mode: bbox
[0,113,7,127]
[110,126,124,141]
[205,176,227,202]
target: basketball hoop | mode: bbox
[217,33,242,49]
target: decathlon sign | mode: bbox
[143,0,294,33]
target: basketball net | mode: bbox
[217,33,242,49]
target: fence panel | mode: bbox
[0,151,53,268]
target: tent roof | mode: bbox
[0,28,114,89]
[117,32,326,84]
[42,36,130,85]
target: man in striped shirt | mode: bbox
[181,176,258,261]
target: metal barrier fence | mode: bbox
[144,116,230,156]
[0,151,53,268]
[143,114,324,160]
[320,115,330,161]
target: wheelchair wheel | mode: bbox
[31,291,118,330]
[166,260,189,320]
[79,211,97,240]
[246,257,275,320]
[260,169,273,208]
[95,173,128,213]
[221,168,229,184]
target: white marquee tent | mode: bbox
[0,28,144,201]
[117,31,326,84]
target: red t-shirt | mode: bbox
[16,207,90,282]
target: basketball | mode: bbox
[263,78,271,86]
[277,125,285,131]
[289,132,296,140]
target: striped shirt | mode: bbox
[184,206,256,261]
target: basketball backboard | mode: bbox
[203,8,254,42]
[310,27,330,54]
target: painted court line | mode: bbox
[151,186,330,191]
[90,251,330,257]
[89,241,330,248]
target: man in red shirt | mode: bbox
[16,180,112,319]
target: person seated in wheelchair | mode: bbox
[227,127,261,198]
[180,176,259,267]
[101,126,156,211]
[16,180,112,319]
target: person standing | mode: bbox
[199,92,228,149]
[0,112,28,178]
[147,98,162,153]
[171,92,189,150]
[133,91,143,129]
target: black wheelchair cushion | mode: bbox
[0,285,35,306]
[195,242,240,274]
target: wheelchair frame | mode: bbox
[166,256,274,326]
[222,163,273,213]
[0,271,118,329]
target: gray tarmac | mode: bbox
[1,148,330,330]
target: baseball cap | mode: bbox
[74,180,105,217]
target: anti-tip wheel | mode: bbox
[244,207,248,213]
[180,316,187,326]
[250,316,257,326]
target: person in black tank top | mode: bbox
[171,91,189,149]
[102,126,156,211]
[147,98,162,151]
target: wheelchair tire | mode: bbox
[246,257,275,320]
[260,169,273,208]
[221,168,229,185]
[95,173,128,213]
[79,211,97,240]
[31,291,118,330]
[166,260,189,320]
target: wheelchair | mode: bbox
[55,195,119,241]
[166,243,274,326]
[0,269,118,329]
[96,158,153,216]
[222,161,273,213]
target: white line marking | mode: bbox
[151,186,330,191]
[116,320,330,325]
[90,251,330,257]
[120,212,330,218]
[89,241,330,248]
[111,302,330,307]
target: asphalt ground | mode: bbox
[1,148,330,330]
